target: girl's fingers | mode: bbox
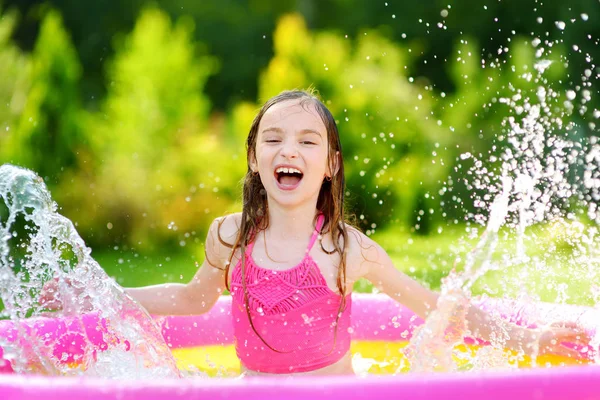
[556,329,591,346]
[550,321,580,329]
[538,326,593,359]
[553,345,586,359]
[556,342,590,358]
[39,278,64,309]
[40,297,62,310]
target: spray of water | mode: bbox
[0,164,181,378]
[404,22,599,373]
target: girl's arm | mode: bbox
[358,234,439,320]
[359,233,588,357]
[125,218,228,316]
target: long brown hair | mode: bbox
[216,89,350,351]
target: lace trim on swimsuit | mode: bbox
[231,214,335,315]
[231,255,334,315]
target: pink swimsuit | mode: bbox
[230,214,352,374]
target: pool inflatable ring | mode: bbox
[0,294,597,399]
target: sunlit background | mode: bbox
[0,0,598,301]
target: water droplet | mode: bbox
[534,60,553,73]
[555,21,566,30]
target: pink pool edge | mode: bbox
[0,293,599,400]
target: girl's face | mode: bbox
[251,99,333,209]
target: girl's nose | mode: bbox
[280,140,298,159]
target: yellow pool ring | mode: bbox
[171,341,589,377]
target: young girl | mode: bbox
[42,90,587,376]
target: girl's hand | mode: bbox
[535,322,591,359]
[39,277,93,312]
[39,278,63,310]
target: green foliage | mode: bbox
[0,5,595,262]
[0,8,28,162]
[2,10,83,186]
[62,8,240,251]
[6,0,599,115]
[255,14,450,233]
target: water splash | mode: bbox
[404,28,599,372]
[0,164,181,378]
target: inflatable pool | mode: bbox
[0,294,600,400]
[0,294,598,399]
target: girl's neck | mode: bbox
[265,204,320,241]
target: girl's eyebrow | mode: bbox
[299,128,323,138]
[261,127,284,135]
[261,127,323,138]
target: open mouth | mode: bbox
[274,167,304,187]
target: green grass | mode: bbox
[92,222,599,306]
[92,250,201,287]
[91,228,465,293]
[374,223,599,306]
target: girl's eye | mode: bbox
[301,141,316,145]
[265,140,281,143]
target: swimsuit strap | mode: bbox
[245,214,325,256]
[306,213,325,253]
[245,234,256,255]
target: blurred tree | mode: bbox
[253,14,449,233]
[1,9,84,189]
[0,7,29,159]
[62,8,243,252]
[3,0,296,110]
[159,0,297,109]
[0,1,596,252]
[4,0,598,114]
[3,0,147,108]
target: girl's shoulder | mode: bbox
[344,224,377,253]
[343,224,388,276]
[204,213,242,267]
[213,212,243,242]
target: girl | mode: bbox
[42,90,588,376]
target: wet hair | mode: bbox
[214,89,350,352]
